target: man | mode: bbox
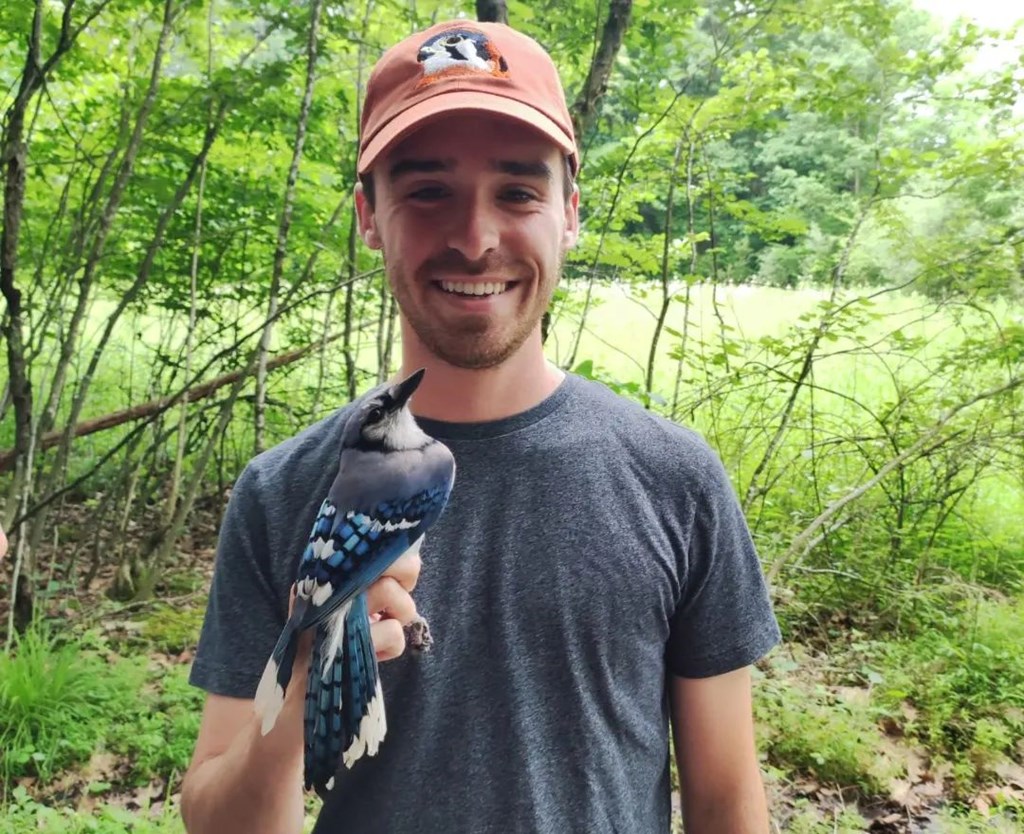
[182,20,780,834]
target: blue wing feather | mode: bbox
[295,483,450,631]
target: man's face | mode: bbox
[356,114,579,370]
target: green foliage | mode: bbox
[929,804,1024,833]
[0,625,144,789]
[108,665,204,785]
[755,673,902,795]
[140,606,205,654]
[0,622,203,804]
[874,597,1024,791]
[777,800,868,834]
[0,787,184,834]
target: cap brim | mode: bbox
[358,90,576,175]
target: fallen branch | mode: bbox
[0,332,345,473]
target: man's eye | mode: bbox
[408,186,447,201]
[501,188,536,203]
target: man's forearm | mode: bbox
[678,772,770,834]
[181,698,306,834]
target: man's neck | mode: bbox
[399,335,565,424]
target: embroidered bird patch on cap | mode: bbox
[416,28,509,86]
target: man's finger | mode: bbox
[365,576,418,625]
[371,618,406,661]
[381,547,422,593]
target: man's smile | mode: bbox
[436,280,517,297]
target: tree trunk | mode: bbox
[2,1,55,530]
[44,97,229,507]
[1,0,112,631]
[570,0,633,143]
[742,188,879,515]
[35,0,177,451]
[165,0,217,529]
[645,137,685,405]
[254,0,324,454]
[476,0,508,24]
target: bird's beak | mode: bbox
[388,368,426,410]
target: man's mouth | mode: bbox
[438,280,514,297]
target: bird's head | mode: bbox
[417,30,485,64]
[342,368,429,452]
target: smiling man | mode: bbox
[183,21,780,834]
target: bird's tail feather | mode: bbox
[254,594,309,736]
[303,593,386,792]
[341,593,386,768]
[304,618,343,792]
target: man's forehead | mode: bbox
[381,114,562,175]
[385,156,554,181]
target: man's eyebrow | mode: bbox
[492,159,553,180]
[387,158,454,179]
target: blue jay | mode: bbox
[253,368,455,792]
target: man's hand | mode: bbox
[182,547,424,834]
[366,547,422,660]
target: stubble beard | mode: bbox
[386,253,562,371]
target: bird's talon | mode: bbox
[404,616,433,653]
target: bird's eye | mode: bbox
[366,407,384,425]
[443,35,462,45]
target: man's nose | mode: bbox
[445,196,499,262]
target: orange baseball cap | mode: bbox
[357,21,578,175]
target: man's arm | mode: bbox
[670,667,770,834]
[181,553,420,834]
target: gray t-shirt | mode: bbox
[190,374,780,833]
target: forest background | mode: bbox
[1,0,1022,831]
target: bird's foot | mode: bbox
[404,615,433,653]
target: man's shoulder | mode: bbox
[243,404,354,488]
[567,374,718,462]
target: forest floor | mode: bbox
[1,497,1022,833]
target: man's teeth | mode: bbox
[440,281,509,296]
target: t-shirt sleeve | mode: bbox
[666,444,781,678]
[189,462,288,698]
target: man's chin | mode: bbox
[425,336,523,371]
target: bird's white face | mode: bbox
[360,405,425,452]
[356,114,579,371]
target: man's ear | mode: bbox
[562,184,580,250]
[354,182,382,250]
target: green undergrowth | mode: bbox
[775,800,870,834]
[874,596,1024,795]
[757,592,1024,807]
[0,789,184,834]
[774,798,1022,833]
[755,663,904,795]
[139,605,205,655]
[0,625,144,789]
[0,620,204,807]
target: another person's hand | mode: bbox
[0,523,7,560]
